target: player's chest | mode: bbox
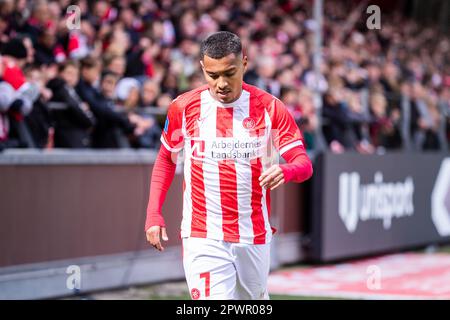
[183,104,271,161]
[184,103,269,139]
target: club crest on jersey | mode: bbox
[191,288,200,300]
[242,117,256,129]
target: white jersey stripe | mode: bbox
[200,91,224,240]
[160,136,182,153]
[279,140,304,156]
[181,143,193,238]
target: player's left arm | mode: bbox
[259,98,313,190]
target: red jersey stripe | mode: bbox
[251,157,266,244]
[190,105,207,238]
[266,190,271,216]
[216,107,234,137]
[249,92,267,244]
[218,161,240,242]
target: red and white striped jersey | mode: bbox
[161,82,305,244]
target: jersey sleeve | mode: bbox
[160,98,184,152]
[270,98,305,156]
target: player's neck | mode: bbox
[208,87,243,106]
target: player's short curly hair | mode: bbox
[200,31,242,60]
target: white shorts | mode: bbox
[182,237,271,300]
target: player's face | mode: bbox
[201,53,248,104]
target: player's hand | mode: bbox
[146,226,169,251]
[259,165,285,190]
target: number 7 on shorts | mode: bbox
[200,272,210,298]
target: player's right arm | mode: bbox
[145,98,184,251]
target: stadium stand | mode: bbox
[0,0,449,152]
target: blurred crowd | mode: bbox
[0,0,449,152]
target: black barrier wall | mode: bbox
[0,149,308,299]
[311,152,450,262]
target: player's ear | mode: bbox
[200,60,205,71]
[242,55,248,72]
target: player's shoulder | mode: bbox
[170,84,209,112]
[243,82,283,110]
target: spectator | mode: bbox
[103,25,131,58]
[247,55,281,97]
[125,36,161,82]
[160,71,179,98]
[47,60,95,148]
[0,56,17,150]
[281,86,317,150]
[34,27,63,65]
[1,38,40,148]
[88,70,137,148]
[156,93,173,112]
[297,88,319,150]
[0,0,448,151]
[104,54,126,79]
[322,88,353,153]
[369,92,402,150]
[345,91,374,154]
[440,86,450,148]
[76,58,136,149]
[187,72,205,91]
[115,77,141,111]
[114,77,161,148]
[66,18,98,61]
[1,38,28,91]
[23,64,53,148]
[410,82,441,150]
[170,38,199,78]
[128,111,161,149]
[140,78,160,108]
